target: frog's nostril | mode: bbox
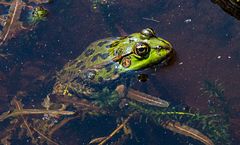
[156,45,172,52]
[165,46,172,51]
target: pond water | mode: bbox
[0,0,239,145]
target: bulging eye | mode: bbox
[140,28,156,39]
[133,42,150,57]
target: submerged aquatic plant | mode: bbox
[86,85,229,144]
[0,81,232,145]
[118,80,231,145]
[127,102,217,144]
[201,80,232,144]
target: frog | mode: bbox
[30,6,48,23]
[52,28,173,109]
[46,28,216,145]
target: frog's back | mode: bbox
[73,37,118,70]
[53,37,121,96]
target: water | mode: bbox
[0,0,239,144]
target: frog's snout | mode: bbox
[156,40,174,65]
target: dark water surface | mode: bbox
[0,0,240,144]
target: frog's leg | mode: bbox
[115,85,169,108]
[89,113,134,145]
[161,120,214,145]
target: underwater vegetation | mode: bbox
[0,80,232,145]
[200,80,232,144]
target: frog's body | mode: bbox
[53,28,173,108]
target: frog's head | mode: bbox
[115,28,173,72]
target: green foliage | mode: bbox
[91,87,120,109]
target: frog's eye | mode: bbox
[133,42,150,57]
[141,28,156,39]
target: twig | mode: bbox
[98,113,135,145]
[142,17,160,23]
[0,1,12,5]
[12,98,36,143]
[0,53,8,59]
[32,127,59,145]
[48,115,81,136]
[0,109,75,121]
[161,121,214,145]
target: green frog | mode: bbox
[30,6,48,23]
[53,28,173,109]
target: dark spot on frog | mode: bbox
[98,77,103,82]
[72,76,84,83]
[68,88,75,95]
[106,45,110,49]
[113,67,118,74]
[91,55,98,62]
[91,53,109,62]
[105,65,112,72]
[84,49,95,57]
[75,61,84,68]
[97,41,108,47]
[80,64,86,70]
[99,53,109,59]
[106,41,119,48]
[59,70,66,75]
[114,48,123,56]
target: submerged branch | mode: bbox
[32,127,59,145]
[0,109,75,121]
[12,98,37,143]
[161,121,214,145]
[48,115,81,136]
[98,113,135,145]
